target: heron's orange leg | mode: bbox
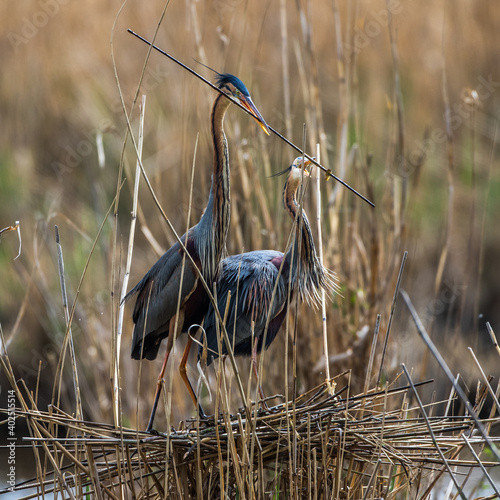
[179,335,207,419]
[252,337,268,410]
[146,311,183,433]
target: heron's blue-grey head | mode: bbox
[216,73,270,136]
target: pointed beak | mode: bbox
[299,158,313,176]
[241,96,270,136]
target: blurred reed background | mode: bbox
[0,0,499,429]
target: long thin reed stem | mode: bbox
[114,94,146,427]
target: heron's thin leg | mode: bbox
[146,313,180,433]
[147,343,172,432]
[179,336,207,419]
[252,337,268,410]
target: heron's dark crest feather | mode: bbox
[215,73,250,96]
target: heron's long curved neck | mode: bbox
[284,182,317,286]
[196,92,232,284]
[283,176,336,305]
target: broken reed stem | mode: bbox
[114,94,146,427]
[486,322,500,356]
[444,373,459,418]
[361,459,381,500]
[54,225,82,421]
[364,314,381,395]
[315,143,331,389]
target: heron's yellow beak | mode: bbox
[297,157,313,176]
[241,96,271,136]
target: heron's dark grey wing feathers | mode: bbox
[127,232,200,360]
[202,250,290,364]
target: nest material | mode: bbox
[4,376,500,499]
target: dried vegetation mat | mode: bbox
[2,360,500,499]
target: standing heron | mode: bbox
[126,73,269,431]
[199,157,338,400]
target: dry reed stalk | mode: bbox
[110,0,156,432]
[280,0,292,141]
[468,347,500,415]
[461,434,500,497]
[330,0,349,212]
[314,143,332,390]
[114,94,146,427]
[159,132,203,484]
[54,225,82,421]
[386,0,406,225]
[377,251,407,386]
[486,322,500,357]
[49,194,117,424]
[363,314,381,396]
[434,5,455,299]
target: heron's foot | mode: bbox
[257,406,269,416]
[198,415,217,427]
[146,425,160,435]
[198,403,209,421]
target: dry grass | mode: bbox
[1,0,500,497]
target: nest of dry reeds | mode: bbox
[3,361,499,499]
